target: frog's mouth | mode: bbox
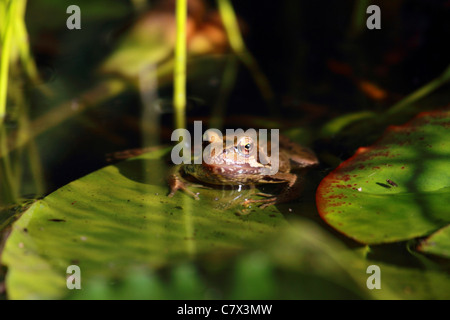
[205,148,273,167]
[201,145,278,177]
[202,161,270,176]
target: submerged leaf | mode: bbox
[418,224,450,259]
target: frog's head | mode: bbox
[202,131,272,171]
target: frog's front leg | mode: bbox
[243,172,304,209]
[167,165,200,200]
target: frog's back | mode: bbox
[279,135,319,169]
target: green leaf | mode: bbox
[418,224,450,259]
[1,147,286,299]
[66,219,389,300]
[317,110,450,244]
[68,219,450,300]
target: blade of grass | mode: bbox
[173,0,195,258]
[11,81,45,197]
[14,0,52,97]
[386,63,450,116]
[0,0,18,204]
[140,64,160,148]
[0,0,16,124]
[217,0,275,109]
[210,55,238,129]
[0,125,17,204]
[0,1,6,37]
[348,0,369,38]
[173,0,187,131]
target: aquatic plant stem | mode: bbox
[217,0,275,106]
[386,63,450,116]
[173,0,195,258]
[0,125,17,203]
[0,0,18,204]
[210,55,238,129]
[173,0,187,131]
[348,0,369,38]
[0,0,15,124]
[14,0,51,97]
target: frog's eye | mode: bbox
[237,137,254,157]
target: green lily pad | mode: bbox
[317,110,450,244]
[67,219,450,300]
[1,147,286,299]
[418,224,450,259]
[68,219,372,300]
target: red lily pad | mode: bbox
[316,110,450,244]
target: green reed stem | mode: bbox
[15,0,48,93]
[0,0,18,204]
[0,125,17,203]
[0,0,16,124]
[173,0,187,130]
[0,0,45,204]
[210,55,238,129]
[217,0,275,105]
[0,1,5,36]
[386,63,450,116]
[348,0,369,38]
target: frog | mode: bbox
[167,131,319,209]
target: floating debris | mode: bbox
[386,179,398,187]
